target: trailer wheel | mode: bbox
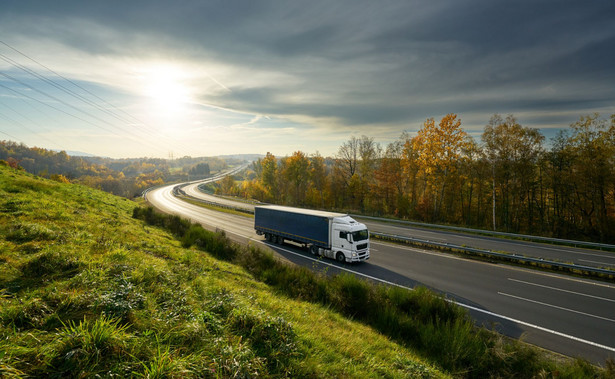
[277,236,284,244]
[265,233,270,242]
[336,252,345,263]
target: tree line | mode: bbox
[0,141,228,198]
[230,113,615,242]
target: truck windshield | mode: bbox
[352,229,369,242]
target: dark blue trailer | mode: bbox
[254,205,340,248]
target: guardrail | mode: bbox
[174,186,255,215]
[354,215,615,251]
[371,232,615,279]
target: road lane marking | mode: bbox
[252,239,615,353]
[508,278,615,303]
[370,223,615,258]
[579,258,614,266]
[373,240,615,289]
[499,292,615,324]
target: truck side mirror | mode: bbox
[347,234,353,243]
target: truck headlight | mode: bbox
[352,253,357,257]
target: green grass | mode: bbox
[0,164,447,377]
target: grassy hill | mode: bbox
[1,163,611,378]
[0,164,447,377]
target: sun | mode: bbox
[138,64,193,119]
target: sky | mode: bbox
[0,1,614,159]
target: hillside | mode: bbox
[0,164,446,377]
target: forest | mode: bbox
[229,113,615,243]
[0,141,229,198]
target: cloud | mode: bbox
[1,0,614,157]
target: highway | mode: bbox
[181,181,615,271]
[147,179,615,365]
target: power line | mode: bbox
[0,100,70,151]
[0,39,195,156]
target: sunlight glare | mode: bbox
[139,64,193,120]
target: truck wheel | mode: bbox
[310,245,318,255]
[277,236,284,244]
[336,252,345,263]
[265,233,270,242]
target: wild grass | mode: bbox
[1,165,447,378]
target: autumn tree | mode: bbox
[282,151,310,205]
[375,133,409,216]
[306,152,329,208]
[218,175,238,196]
[482,115,544,232]
[412,114,469,221]
[563,114,615,240]
[333,136,380,211]
[260,152,278,201]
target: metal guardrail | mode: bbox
[371,232,615,278]
[174,186,255,214]
[354,215,615,251]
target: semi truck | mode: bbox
[254,205,370,263]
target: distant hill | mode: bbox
[216,153,264,161]
[53,149,98,157]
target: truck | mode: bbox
[254,205,370,263]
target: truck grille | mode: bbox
[357,243,368,250]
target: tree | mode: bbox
[307,152,328,208]
[333,136,380,211]
[282,151,310,205]
[375,134,408,216]
[413,114,469,221]
[189,162,210,177]
[260,152,278,201]
[482,114,544,232]
[218,175,237,196]
[565,114,615,241]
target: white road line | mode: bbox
[373,223,615,258]
[253,239,615,353]
[499,292,615,324]
[508,278,615,303]
[579,258,614,266]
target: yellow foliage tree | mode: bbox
[413,113,469,220]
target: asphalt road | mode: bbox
[357,219,615,270]
[146,182,615,364]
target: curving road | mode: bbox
[146,180,615,364]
